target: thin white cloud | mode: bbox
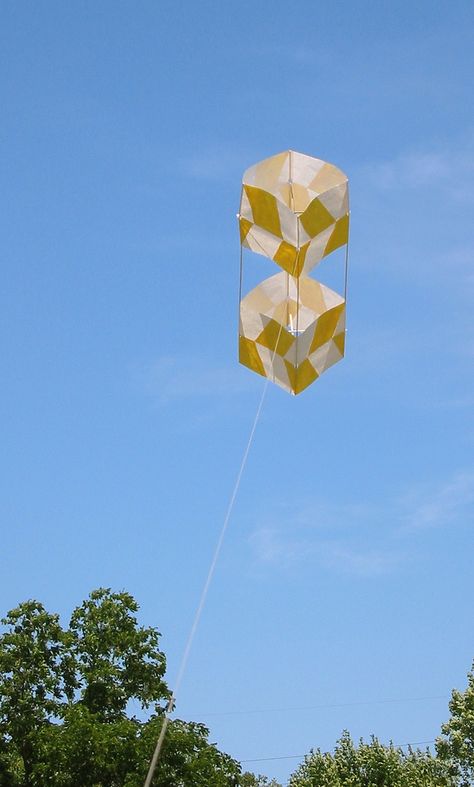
[137,355,254,403]
[178,148,250,182]
[322,543,400,577]
[400,470,474,531]
[248,469,474,576]
[249,528,308,565]
[361,138,474,195]
[366,152,451,189]
[248,527,400,578]
[353,136,474,299]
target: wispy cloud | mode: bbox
[400,470,474,531]
[249,527,307,565]
[322,543,400,577]
[249,526,400,578]
[248,469,474,576]
[353,135,474,300]
[178,148,251,182]
[361,138,474,196]
[136,355,254,404]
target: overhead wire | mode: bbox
[191,693,448,718]
[240,739,438,764]
[241,740,439,787]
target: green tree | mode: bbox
[0,600,75,786]
[437,661,474,786]
[0,589,249,786]
[239,774,282,786]
[34,711,242,787]
[288,730,453,787]
[135,716,242,787]
[69,588,170,720]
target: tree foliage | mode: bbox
[69,589,169,720]
[437,661,474,787]
[0,600,74,786]
[0,589,246,786]
[288,731,454,787]
[239,775,281,786]
[3,589,474,787]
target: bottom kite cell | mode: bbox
[239,271,346,395]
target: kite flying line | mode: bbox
[144,150,350,784]
[144,240,296,785]
[143,372,271,786]
[144,239,281,784]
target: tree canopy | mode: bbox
[288,731,454,787]
[0,589,244,786]
[437,660,474,787]
[2,589,474,787]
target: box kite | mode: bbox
[238,150,349,395]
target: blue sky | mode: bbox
[1,1,474,783]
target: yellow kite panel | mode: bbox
[239,150,349,277]
[239,273,346,395]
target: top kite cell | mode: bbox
[239,150,349,278]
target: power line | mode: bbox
[191,694,447,718]
[240,740,437,764]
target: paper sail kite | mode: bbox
[238,150,349,395]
